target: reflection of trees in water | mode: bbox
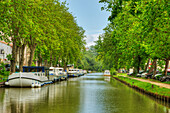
[0,89,5,102]
[110,78,170,109]
[0,88,48,113]
[0,78,169,113]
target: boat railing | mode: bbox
[15,72,46,77]
[34,72,45,77]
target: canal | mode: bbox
[0,73,169,113]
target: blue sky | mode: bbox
[60,0,110,46]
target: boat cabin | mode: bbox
[23,66,49,76]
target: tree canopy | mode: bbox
[96,0,170,75]
[0,0,86,72]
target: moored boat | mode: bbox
[55,67,67,81]
[5,66,52,88]
[49,67,59,82]
[104,70,111,76]
[49,67,67,81]
[67,69,79,77]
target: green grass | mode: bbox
[0,75,8,82]
[116,73,170,85]
[117,73,128,76]
[114,76,170,97]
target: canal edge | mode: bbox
[112,76,170,103]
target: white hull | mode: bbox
[104,70,111,76]
[8,79,39,87]
[6,72,51,87]
[104,74,111,76]
[67,73,79,77]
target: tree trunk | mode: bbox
[164,59,169,76]
[11,40,19,73]
[19,44,26,72]
[144,58,150,72]
[49,55,52,67]
[38,56,42,67]
[44,60,48,67]
[40,58,42,66]
[28,46,36,66]
[64,61,67,72]
[137,55,141,73]
[148,59,157,74]
[153,59,157,77]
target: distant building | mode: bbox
[0,41,12,63]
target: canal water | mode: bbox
[0,73,169,113]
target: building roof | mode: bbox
[0,41,13,47]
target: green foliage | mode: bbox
[0,0,86,70]
[0,62,10,82]
[6,54,13,61]
[76,46,104,72]
[110,67,117,75]
[31,62,36,66]
[96,0,170,74]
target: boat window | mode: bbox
[30,68,37,72]
[49,69,53,71]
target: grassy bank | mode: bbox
[113,75,170,97]
[117,73,170,84]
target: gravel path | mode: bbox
[128,77,170,89]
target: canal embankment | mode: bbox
[112,75,170,103]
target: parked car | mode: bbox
[145,73,153,79]
[153,73,163,80]
[159,75,170,82]
[141,72,149,77]
[127,72,134,76]
[136,71,144,77]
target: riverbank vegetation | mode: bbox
[76,46,104,72]
[113,76,170,97]
[0,62,9,82]
[96,0,169,76]
[0,0,86,73]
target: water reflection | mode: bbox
[0,73,169,113]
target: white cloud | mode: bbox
[85,33,100,47]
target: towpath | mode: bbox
[119,75,170,89]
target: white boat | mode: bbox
[55,67,67,80]
[104,70,111,76]
[5,66,52,88]
[49,67,59,81]
[79,69,84,76]
[67,69,79,77]
[49,67,67,81]
[83,70,87,74]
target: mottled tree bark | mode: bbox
[38,55,42,66]
[148,59,157,74]
[19,44,26,72]
[28,46,36,66]
[164,59,169,76]
[11,39,18,73]
[28,35,37,66]
[144,58,150,72]
[137,55,141,73]
[44,60,47,67]
[153,59,157,77]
